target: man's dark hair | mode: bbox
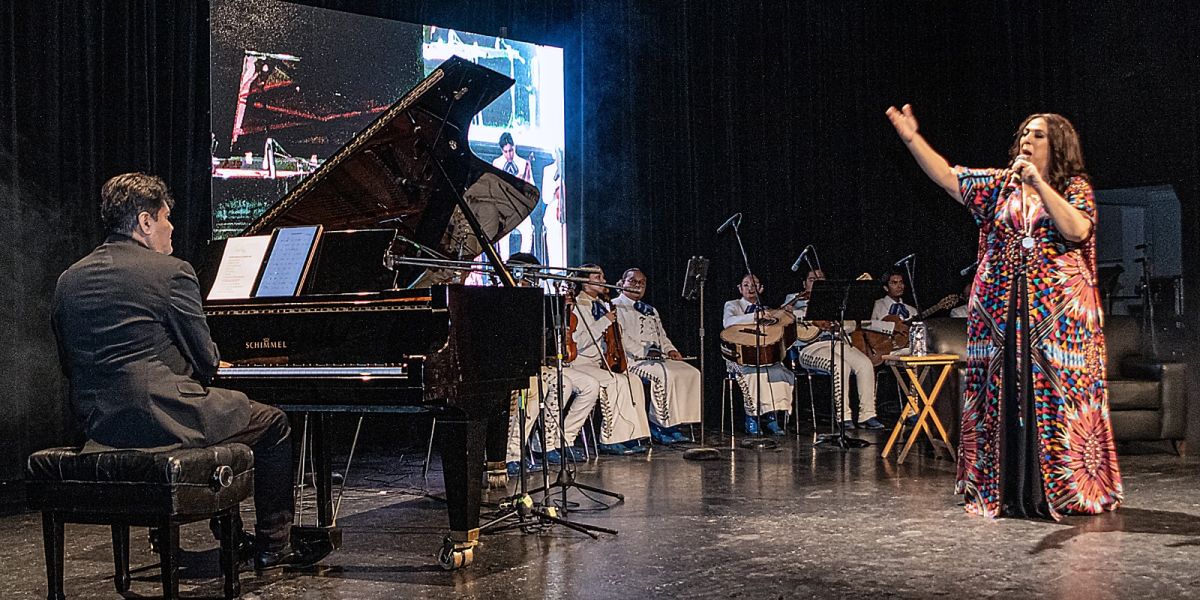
[507,252,538,266]
[498,132,514,148]
[100,172,174,235]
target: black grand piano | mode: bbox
[202,57,544,569]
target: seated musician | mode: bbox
[721,274,795,435]
[871,269,919,325]
[503,254,601,475]
[614,268,702,445]
[783,268,884,430]
[49,173,329,571]
[572,264,653,455]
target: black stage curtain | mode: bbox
[3,0,1198,484]
[1,1,211,484]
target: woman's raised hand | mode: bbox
[885,104,919,144]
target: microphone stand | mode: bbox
[897,256,921,315]
[482,286,617,539]
[726,218,777,450]
[681,256,720,460]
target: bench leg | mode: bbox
[111,524,131,593]
[217,511,241,599]
[41,512,65,600]
[157,522,180,600]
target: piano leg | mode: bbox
[436,416,483,569]
[313,413,334,526]
[485,394,512,489]
[292,413,343,555]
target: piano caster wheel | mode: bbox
[438,537,476,570]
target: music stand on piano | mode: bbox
[803,278,878,449]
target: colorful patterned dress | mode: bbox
[954,167,1123,519]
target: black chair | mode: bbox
[25,444,254,600]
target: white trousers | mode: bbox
[629,359,702,427]
[570,363,650,445]
[506,367,599,462]
[795,340,877,421]
[727,360,795,416]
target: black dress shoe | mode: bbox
[254,542,332,572]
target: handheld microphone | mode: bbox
[893,252,916,266]
[716,212,742,235]
[959,260,979,276]
[790,246,812,272]
[1007,154,1030,187]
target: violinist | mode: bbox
[503,253,601,477]
[571,264,653,455]
[613,268,702,445]
[721,274,796,435]
[783,268,883,431]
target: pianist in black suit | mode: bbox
[50,172,326,571]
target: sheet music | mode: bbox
[255,225,320,297]
[206,235,271,300]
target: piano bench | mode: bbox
[25,444,254,600]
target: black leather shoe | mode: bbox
[254,543,332,572]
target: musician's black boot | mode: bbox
[255,542,332,573]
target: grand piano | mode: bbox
[202,57,544,569]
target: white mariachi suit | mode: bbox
[492,154,535,259]
[721,299,795,416]
[505,366,600,462]
[613,294,702,427]
[572,293,652,445]
[871,296,918,323]
[541,160,567,271]
[783,293,878,423]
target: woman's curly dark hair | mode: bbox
[1007,113,1090,194]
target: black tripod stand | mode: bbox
[805,278,877,449]
[484,290,618,538]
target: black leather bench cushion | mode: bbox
[25,444,254,518]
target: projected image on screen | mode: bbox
[209,0,567,272]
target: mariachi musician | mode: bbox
[783,268,883,430]
[503,253,600,476]
[721,274,795,435]
[613,268,702,445]
[571,264,652,455]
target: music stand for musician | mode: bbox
[804,279,878,449]
[680,257,720,461]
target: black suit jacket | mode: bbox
[52,234,251,451]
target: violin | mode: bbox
[598,289,629,373]
[560,283,579,363]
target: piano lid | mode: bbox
[240,56,540,288]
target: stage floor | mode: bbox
[3,429,1198,599]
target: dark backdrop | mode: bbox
[4,0,1198,485]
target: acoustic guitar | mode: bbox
[719,308,797,366]
[849,294,960,366]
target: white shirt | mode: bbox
[613,294,677,359]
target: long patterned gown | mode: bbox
[954,166,1123,519]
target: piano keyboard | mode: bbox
[217,365,408,378]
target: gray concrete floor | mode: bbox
[3,428,1199,599]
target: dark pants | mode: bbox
[217,400,294,550]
